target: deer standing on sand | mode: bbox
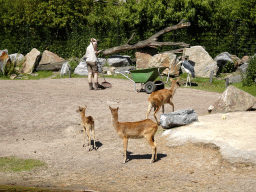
[76,106,96,151]
[109,106,158,164]
[146,78,180,125]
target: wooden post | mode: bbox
[225,78,229,87]
[209,71,214,83]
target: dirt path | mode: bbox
[1,78,256,191]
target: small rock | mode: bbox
[10,74,17,80]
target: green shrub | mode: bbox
[243,56,256,86]
[222,61,235,73]
[68,57,79,71]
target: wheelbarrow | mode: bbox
[115,67,170,94]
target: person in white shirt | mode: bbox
[85,38,105,90]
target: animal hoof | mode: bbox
[123,159,129,164]
[150,160,155,163]
[83,144,86,147]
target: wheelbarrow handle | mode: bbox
[115,71,139,93]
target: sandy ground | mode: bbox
[1,77,256,192]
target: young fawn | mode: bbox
[76,106,96,151]
[146,78,180,125]
[109,106,158,164]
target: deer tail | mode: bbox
[88,116,94,124]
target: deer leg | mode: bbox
[92,123,96,150]
[154,139,157,161]
[86,126,92,151]
[146,102,153,119]
[162,105,165,114]
[122,137,128,164]
[145,135,157,163]
[83,127,86,147]
[153,106,161,125]
[168,100,174,112]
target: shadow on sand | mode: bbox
[127,151,167,162]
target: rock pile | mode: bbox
[0,45,253,80]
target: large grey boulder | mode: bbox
[60,61,70,76]
[183,46,218,78]
[9,53,25,64]
[97,58,107,73]
[208,86,256,113]
[74,60,88,76]
[22,48,41,74]
[147,52,180,76]
[36,50,66,71]
[214,52,243,72]
[107,55,132,67]
[227,74,242,84]
[74,57,106,76]
[214,52,233,62]
[9,53,25,73]
[238,63,249,73]
[160,109,198,128]
[214,52,233,70]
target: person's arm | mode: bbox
[95,50,103,55]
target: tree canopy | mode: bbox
[0,0,255,58]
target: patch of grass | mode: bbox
[177,73,227,93]
[29,71,54,79]
[0,156,46,172]
[178,73,256,96]
[233,82,256,96]
[0,75,10,80]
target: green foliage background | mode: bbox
[0,0,256,59]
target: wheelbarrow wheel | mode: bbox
[145,81,156,94]
[154,80,165,91]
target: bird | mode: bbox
[178,58,195,86]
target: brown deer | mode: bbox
[146,77,180,125]
[109,106,158,164]
[76,106,96,151]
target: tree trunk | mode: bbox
[102,19,191,56]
